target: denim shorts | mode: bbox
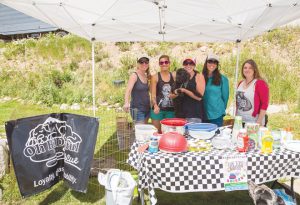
[130,108,150,122]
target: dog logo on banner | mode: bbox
[23,117,82,170]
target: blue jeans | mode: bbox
[130,108,150,123]
[207,116,223,127]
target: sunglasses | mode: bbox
[207,60,218,64]
[183,61,195,66]
[159,60,170,65]
[139,61,149,65]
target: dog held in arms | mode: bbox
[172,68,201,118]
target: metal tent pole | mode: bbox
[92,41,96,117]
[233,40,241,116]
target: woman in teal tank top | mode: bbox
[202,54,229,127]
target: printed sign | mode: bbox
[5,113,99,197]
[222,156,248,191]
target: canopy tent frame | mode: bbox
[233,41,241,116]
[1,0,300,116]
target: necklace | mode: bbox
[245,78,255,86]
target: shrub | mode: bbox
[115,42,132,52]
[118,55,136,79]
[297,88,300,112]
[95,50,109,62]
[0,40,6,48]
[34,80,60,105]
[169,57,181,72]
[145,45,160,57]
[50,70,73,88]
[3,41,25,60]
[263,28,295,48]
[67,61,79,71]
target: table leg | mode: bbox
[136,177,144,204]
[271,180,277,189]
[139,189,145,205]
[291,177,298,205]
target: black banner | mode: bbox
[5,113,99,197]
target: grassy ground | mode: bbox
[0,101,299,204]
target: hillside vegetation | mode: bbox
[0,27,300,108]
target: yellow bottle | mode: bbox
[261,131,274,154]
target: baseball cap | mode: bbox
[183,58,196,65]
[207,53,219,62]
[137,55,150,63]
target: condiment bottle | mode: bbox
[232,116,243,144]
[285,127,294,142]
[237,129,249,152]
[258,127,269,148]
[261,131,273,154]
[246,123,259,150]
[148,136,158,153]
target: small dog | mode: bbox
[248,181,285,205]
[172,68,200,118]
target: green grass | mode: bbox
[0,101,300,204]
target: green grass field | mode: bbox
[0,101,299,204]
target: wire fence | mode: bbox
[92,108,136,175]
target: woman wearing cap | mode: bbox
[202,54,229,127]
[236,59,269,126]
[151,55,175,132]
[123,56,151,124]
[175,58,205,120]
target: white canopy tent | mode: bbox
[1,0,300,116]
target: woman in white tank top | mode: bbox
[236,59,269,126]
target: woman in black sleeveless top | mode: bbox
[124,56,150,123]
[176,58,206,120]
[150,55,175,132]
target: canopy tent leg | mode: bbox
[232,40,241,117]
[92,41,96,117]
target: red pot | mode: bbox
[160,118,187,135]
[159,132,188,153]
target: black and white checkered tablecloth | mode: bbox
[127,141,300,205]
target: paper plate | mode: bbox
[212,137,232,150]
[159,149,187,154]
[284,140,300,153]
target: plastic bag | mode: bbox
[98,169,136,205]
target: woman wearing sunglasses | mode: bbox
[175,58,206,121]
[123,56,151,124]
[150,55,175,132]
[236,59,269,126]
[202,54,229,127]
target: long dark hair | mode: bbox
[202,58,221,85]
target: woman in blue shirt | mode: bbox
[202,54,229,127]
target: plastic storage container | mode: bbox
[135,124,157,142]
